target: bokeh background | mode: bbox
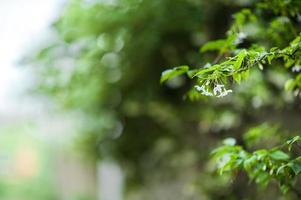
[0,0,300,200]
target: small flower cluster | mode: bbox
[195,81,232,98]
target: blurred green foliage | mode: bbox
[31,0,301,199]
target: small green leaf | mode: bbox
[270,47,279,52]
[187,69,198,78]
[287,136,300,145]
[192,65,219,78]
[234,50,246,70]
[276,164,287,175]
[160,66,189,83]
[243,155,257,171]
[200,39,227,52]
[267,54,274,64]
[200,35,236,53]
[255,172,269,186]
[233,73,241,84]
[287,136,301,151]
[270,150,290,161]
[241,69,250,80]
[255,150,268,160]
[287,162,301,175]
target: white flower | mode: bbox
[213,84,224,95]
[194,85,213,96]
[213,84,232,97]
[195,83,232,98]
[194,85,204,92]
[292,65,301,73]
[202,90,213,96]
[217,89,232,98]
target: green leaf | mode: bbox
[200,39,227,52]
[270,150,290,161]
[234,50,246,70]
[241,69,250,80]
[187,69,198,78]
[276,164,287,175]
[160,66,189,83]
[287,136,301,144]
[287,162,301,175]
[233,73,241,84]
[255,172,269,186]
[243,155,257,171]
[255,150,269,160]
[287,136,301,151]
[192,65,219,78]
[200,35,236,53]
[267,54,275,64]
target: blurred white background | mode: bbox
[0,0,63,113]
